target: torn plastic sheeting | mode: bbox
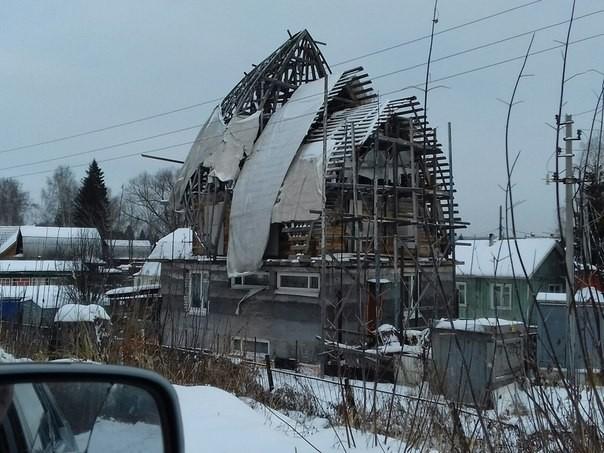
[272,140,336,223]
[206,112,260,181]
[272,98,397,223]
[172,108,260,208]
[227,76,338,277]
[173,106,223,208]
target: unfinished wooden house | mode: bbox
[160,30,464,363]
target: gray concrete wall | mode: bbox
[158,261,453,363]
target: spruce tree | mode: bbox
[74,160,111,238]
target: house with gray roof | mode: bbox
[455,237,565,322]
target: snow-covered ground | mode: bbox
[175,385,416,452]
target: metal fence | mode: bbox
[249,358,521,451]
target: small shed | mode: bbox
[0,285,72,326]
[105,284,161,334]
[431,318,528,408]
[52,304,111,358]
[536,287,604,372]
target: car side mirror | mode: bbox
[0,363,184,453]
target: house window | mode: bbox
[456,282,467,307]
[548,283,564,293]
[231,337,270,359]
[490,283,512,310]
[188,271,209,316]
[231,272,269,289]
[276,272,320,297]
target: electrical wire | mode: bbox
[331,0,543,66]
[4,29,604,178]
[0,0,544,154]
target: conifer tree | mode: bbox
[74,160,111,238]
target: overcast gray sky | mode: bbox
[1,1,603,236]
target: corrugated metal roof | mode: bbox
[0,260,78,273]
[19,226,102,260]
[107,240,152,260]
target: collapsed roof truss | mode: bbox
[220,30,330,127]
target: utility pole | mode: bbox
[498,205,504,240]
[319,74,329,377]
[448,122,456,316]
[562,113,577,383]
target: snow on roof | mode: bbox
[537,287,604,304]
[0,285,72,309]
[134,261,161,277]
[1,226,104,260]
[535,292,567,303]
[0,260,77,273]
[148,228,195,260]
[434,318,524,333]
[0,227,19,251]
[105,283,161,297]
[576,287,604,303]
[19,226,100,240]
[54,304,110,323]
[0,231,18,256]
[456,238,558,278]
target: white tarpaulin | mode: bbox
[173,107,260,208]
[272,98,390,224]
[272,140,335,223]
[206,112,260,181]
[227,76,337,276]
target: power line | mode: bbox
[7,30,604,180]
[9,143,193,179]
[0,97,221,155]
[3,15,602,174]
[372,9,603,83]
[574,105,604,118]
[0,123,202,171]
[332,0,542,66]
[0,0,543,154]
[382,32,604,97]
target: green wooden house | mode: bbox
[455,237,565,322]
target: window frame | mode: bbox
[230,272,269,289]
[456,281,467,307]
[490,282,512,310]
[187,270,209,316]
[547,283,564,293]
[275,272,320,297]
[231,336,270,359]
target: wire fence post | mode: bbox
[265,354,274,392]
